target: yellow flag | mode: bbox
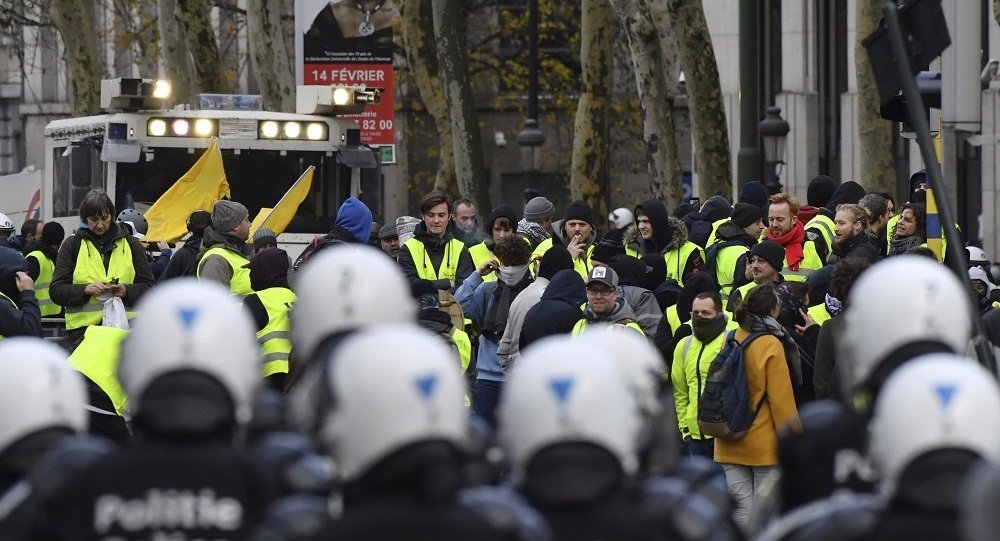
[144,139,230,242]
[250,166,315,236]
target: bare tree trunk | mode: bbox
[49,0,102,115]
[246,0,295,111]
[646,0,681,95]
[177,0,228,93]
[432,0,490,220]
[570,0,612,224]
[856,0,895,195]
[667,0,731,199]
[996,0,1000,31]
[157,0,196,106]
[401,0,456,193]
[607,0,683,206]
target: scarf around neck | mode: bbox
[767,221,805,270]
[747,314,803,385]
[888,233,923,255]
[482,271,533,341]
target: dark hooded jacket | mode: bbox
[633,198,673,255]
[828,231,880,266]
[398,221,475,292]
[0,247,41,338]
[684,196,731,248]
[519,269,586,349]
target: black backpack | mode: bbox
[292,235,349,271]
[704,240,746,278]
[697,330,767,439]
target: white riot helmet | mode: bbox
[868,354,1000,495]
[0,338,87,452]
[967,246,989,267]
[118,279,261,430]
[840,255,972,404]
[293,325,467,481]
[498,336,641,480]
[608,208,634,230]
[0,213,13,235]
[291,244,416,361]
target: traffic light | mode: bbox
[862,0,949,104]
[879,71,942,130]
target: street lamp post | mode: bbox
[759,106,790,195]
[516,0,544,202]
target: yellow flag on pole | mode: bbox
[250,166,315,236]
[144,139,230,242]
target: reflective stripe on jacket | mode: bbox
[256,287,295,377]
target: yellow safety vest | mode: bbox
[730,281,757,311]
[625,246,643,259]
[197,246,252,296]
[532,237,595,281]
[25,250,59,317]
[779,241,824,282]
[807,303,832,326]
[805,214,835,257]
[64,237,137,330]
[704,218,731,247]
[672,331,727,440]
[713,243,750,300]
[665,305,682,335]
[572,317,644,336]
[664,241,705,287]
[69,325,129,415]
[405,237,465,282]
[256,287,295,378]
[468,241,497,283]
[451,327,472,373]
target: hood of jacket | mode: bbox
[22,239,57,262]
[540,269,587,305]
[713,220,755,245]
[0,246,27,301]
[797,205,820,224]
[662,216,689,252]
[608,254,649,287]
[634,198,673,253]
[675,271,719,325]
[200,226,252,258]
[823,181,867,214]
[550,218,597,248]
[334,197,373,243]
[700,195,732,224]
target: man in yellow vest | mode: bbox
[671,290,730,459]
[197,200,253,296]
[242,248,295,389]
[572,266,643,335]
[705,202,763,299]
[398,191,474,292]
[23,221,64,317]
[0,247,41,338]
[765,193,825,282]
[726,240,785,313]
[532,200,598,281]
[50,190,155,350]
[467,204,517,283]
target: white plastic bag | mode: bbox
[101,296,130,330]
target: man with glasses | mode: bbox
[572,266,643,335]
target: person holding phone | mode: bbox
[0,247,41,338]
[50,189,155,351]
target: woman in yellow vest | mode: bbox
[50,190,154,350]
[398,191,474,292]
[467,204,517,283]
[242,248,295,390]
[23,221,65,317]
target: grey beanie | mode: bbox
[212,200,249,232]
[253,227,278,250]
[524,196,555,222]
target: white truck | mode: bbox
[0,79,381,261]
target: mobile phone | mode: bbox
[689,197,701,207]
[109,277,119,285]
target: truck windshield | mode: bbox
[115,148,351,234]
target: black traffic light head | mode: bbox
[880,71,942,127]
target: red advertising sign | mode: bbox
[296,0,397,151]
[303,63,394,146]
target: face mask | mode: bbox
[691,313,727,343]
[498,264,529,286]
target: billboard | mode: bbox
[295,0,397,158]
